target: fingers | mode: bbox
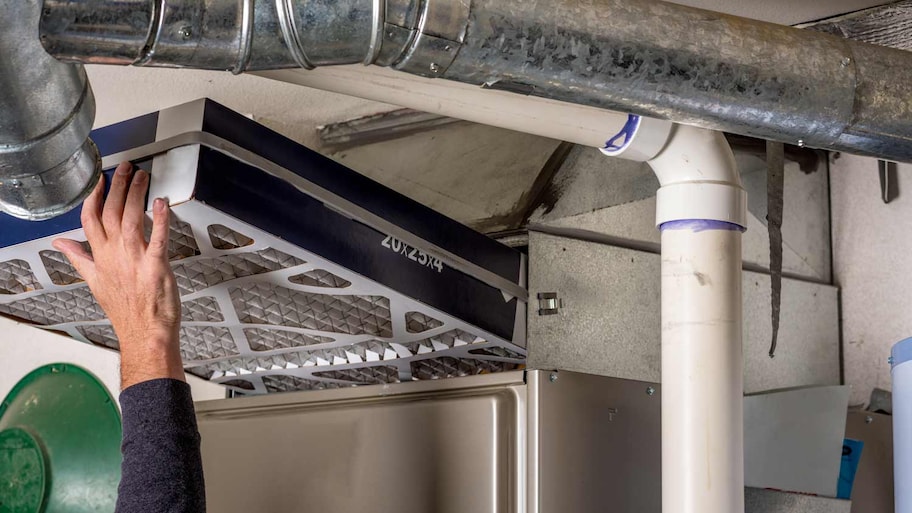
[122,170,150,248]
[147,198,171,262]
[52,238,97,284]
[102,162,133,232]
[81,173,106,242]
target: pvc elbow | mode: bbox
[647,125,747,229]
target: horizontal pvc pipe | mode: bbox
[256,66,671,152]
[893,338,912,513]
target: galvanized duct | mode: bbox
[39,0,912,164]
[0,0,100,221]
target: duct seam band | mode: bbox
[232,0,254,74]
[276,0,315,69]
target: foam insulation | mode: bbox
[806,1,912,51]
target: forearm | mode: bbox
[115,379,207,513]
[57,163,206,512]
[118,330,186,390]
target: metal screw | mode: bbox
[388,31,395,38]
[444,45,452,51]
[797,139,805,148]
[179,26,193,40]
[646,386,656,396]
[865,415,874,424]
[841,57,852,68]
[549,372,558,383]
[429,62,441,73]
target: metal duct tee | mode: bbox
[0,0,100,221]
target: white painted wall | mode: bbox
[831,154,912,406]
[87,66,395,150]
[0,316,226,405]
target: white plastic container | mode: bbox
[893,337,912,513]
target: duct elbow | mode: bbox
[0,138,102,222]
[647,125,747,230]
[1,0,101,221]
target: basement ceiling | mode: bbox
[668,0,890,25]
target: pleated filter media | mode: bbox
[0,99,527,395]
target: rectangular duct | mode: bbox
[0,99,527,395]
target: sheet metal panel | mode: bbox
[527,232,840,393]
[195,372,525,513]
[530,370,661,513]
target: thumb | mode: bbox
[52,238,97,284]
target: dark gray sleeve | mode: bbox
[115,378,206,513]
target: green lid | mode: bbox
[0,428,47,513]
[0,364,122,513]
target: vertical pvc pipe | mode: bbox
[660,222,745,513]
[608,122,747,513]
[893,337,912,513]
[642,125,747,513]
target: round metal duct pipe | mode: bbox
[39,0,912,163]
[0,0,100,221]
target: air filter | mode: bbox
[0,99,527,395]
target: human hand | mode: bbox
[53,162,185,389]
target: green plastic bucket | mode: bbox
[0,364,122,513]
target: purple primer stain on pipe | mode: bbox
[659,220,746,233]
[603,114,642,154]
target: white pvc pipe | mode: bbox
[660,226,744,513]
[893,337,912,513]
[624,124,747,513]
[648,125,748,227]
[254,66,671,152]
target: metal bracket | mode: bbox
[537,292,561,315]
[878,160,899,204]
